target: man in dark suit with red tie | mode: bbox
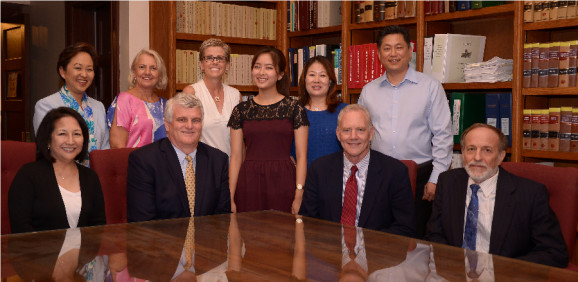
[127,93,231,222]
[299,104,416,237]
[426,123,568,268]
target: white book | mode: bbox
[187,50,196,84]
[176,49,183,84]
[316,44,327,57]
[196,51,202,83]
[423,37,434,75]
[270,9,277,40]
[431,34,486,83]
[328,0,342,26]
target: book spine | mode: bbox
[550,0,559,20]
[548,107,561,151]
[559,1,569,18]
[571,108,578,152]
[524,1,535,22]
[523,109,532,149]
[541,1,551,21]
[523,44,532,88]
[531,109,541,150]
[569,40,578,87]
[540,109,550,150]
[560,107,573,152]
[500,93,512,146]
[534,1,543,22]
[559,42,570,87]
[531,43,540,87]
[485,93,501,129]
[548,42,560,88]
[538,43,550,88]
[568,0,577,18]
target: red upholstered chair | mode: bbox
[90,148,137,225]
[1,141,36,235]
[500,162,578,271]
[400,160,418,198]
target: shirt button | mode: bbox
[393,130,396,133]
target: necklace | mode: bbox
[215,96,220,102]
[308,105,325,111]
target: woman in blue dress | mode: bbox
[297,56,346,168]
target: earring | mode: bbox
[132,77,137,84]
[47,145,50,150]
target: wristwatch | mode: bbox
[296,184,303,190]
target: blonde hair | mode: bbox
[128,49,168,90]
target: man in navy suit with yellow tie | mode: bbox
[299,104,415,237]
[127,93,230,222]
[426,123,568,267]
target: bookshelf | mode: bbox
[149,1,284,99]
[518,1,578,164]
[149,1,578,165]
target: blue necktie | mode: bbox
[462,184,480,251]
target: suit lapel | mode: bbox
[358,151,380,227]
[328,153,345,222]
[489,167,516,254]
[450,169,469,246]
[194,143,208,215]
[160,139,190,215]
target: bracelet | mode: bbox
[296,184,303,190]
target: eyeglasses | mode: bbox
[202,55,227,63]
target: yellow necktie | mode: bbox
[185,155,196,216]
[184,217,195,269]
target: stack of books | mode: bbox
[287,1,342,31]
[523,40,578,88]
[176,2,276,40]
[523,107,578,152]
[524,1,578,22]
[354,1,416,24]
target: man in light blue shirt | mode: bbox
[358,25,452,238]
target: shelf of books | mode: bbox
[520,1,578,164]
[150,1,283,99]
[425,3,514,22]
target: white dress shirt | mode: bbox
[342,152,370,226]
[464,171,499,253]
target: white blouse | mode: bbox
[58,185,82,228]
[191,80,240,156]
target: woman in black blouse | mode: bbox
[9,107,106,233]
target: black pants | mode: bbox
[415,160,433,239]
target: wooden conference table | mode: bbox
[1,210,576,281]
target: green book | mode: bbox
[450,92,486,144]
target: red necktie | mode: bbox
[344,225,357,259]
[341,165,358,226]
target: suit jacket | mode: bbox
[8,158,106,233]
[127,138,231,222]
[426,167,568,268]
[299,150,416,237]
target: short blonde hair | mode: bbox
[128,49,168,90]
[199,38,231,62]
[164,93,204,121]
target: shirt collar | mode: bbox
[172,143,197,165]
[467,169,499,197]
[343,150,371,176]
[379,66,418,87]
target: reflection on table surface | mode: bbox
[2,210,576,281]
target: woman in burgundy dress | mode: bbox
[228,47,309,214]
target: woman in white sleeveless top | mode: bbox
[183,38,241,156]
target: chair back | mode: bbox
[90,148,136,224]
[1,141,36,234]
[400,160,418,198]
[501,162,578,263]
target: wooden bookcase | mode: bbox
[149,1,285,99]
[150,1,578,164]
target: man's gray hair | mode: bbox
[164,93,204,121]
[337,104,373,129]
